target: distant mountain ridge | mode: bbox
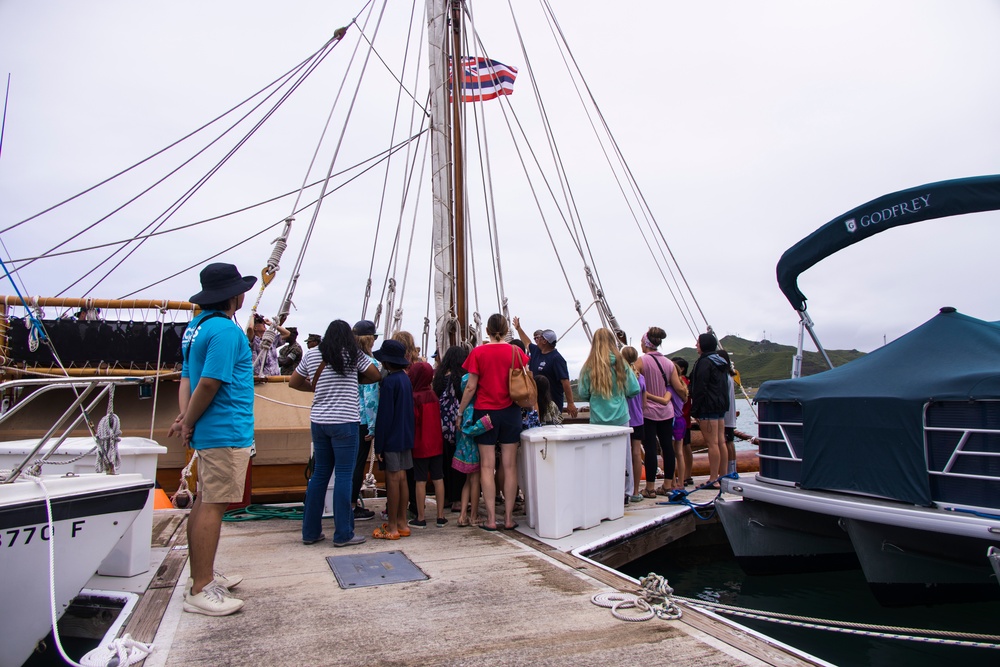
[666,335,866,388]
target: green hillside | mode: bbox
[665,335,866,389]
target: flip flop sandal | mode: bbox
[373,524,400,540]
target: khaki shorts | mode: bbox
[197,446,252,504]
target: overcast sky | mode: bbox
[2,0,999,375]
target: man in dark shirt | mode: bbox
[277,327,303,375]
[513,317,578,418]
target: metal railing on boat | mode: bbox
[0,376,147,484]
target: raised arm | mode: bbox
[512,316,531,349]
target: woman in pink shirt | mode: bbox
[634,326,688,497]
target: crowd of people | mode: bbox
[173,261,735,618]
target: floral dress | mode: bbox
[450,374,481,473]
[440,380,459,450]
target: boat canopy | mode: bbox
[776,175,1000,312]
[756,308,1000,506]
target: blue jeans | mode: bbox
[303,422,359,544]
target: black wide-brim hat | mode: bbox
[373,339,410,367]
[189,262,257,305]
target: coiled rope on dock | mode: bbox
[677,596,1000,650]
[592,573,683,622]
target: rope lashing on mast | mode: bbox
[472,311,482,347]
[262,217,294,287]
[249,217,293,318]
[584,265,624,344]
[361,277,373,320]
[421,316,430,359]
[385,277,399,334]
[246,217,293,374]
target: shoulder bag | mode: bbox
[508,345,537,409]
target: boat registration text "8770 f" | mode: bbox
[2,520,86,547]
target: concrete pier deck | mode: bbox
[110,492,823,667]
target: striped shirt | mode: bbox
[295,347,372,424]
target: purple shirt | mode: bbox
[627,373,645,428]
[640,351,675,421]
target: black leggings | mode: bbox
[642,417,674,485]
[351,424,372,505]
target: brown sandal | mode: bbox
[655,486,670,496]
[640,488,657,499]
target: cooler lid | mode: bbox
[520,423,632,443]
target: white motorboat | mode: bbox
[717,176,1000,605]
[0,472,151,667]
[0,377,155,667]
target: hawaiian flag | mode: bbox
[451,57,518,102]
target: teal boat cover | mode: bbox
[755,309,1000,506]
[777,175,1000,312]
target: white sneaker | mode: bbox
[185,572,242,596]
[213,569,243,589]
[183,582,244,616]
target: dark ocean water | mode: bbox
[619,526,1000,667]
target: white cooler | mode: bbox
[518,424,631,539]
[0,436,167,577]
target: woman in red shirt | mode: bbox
[456,314,530,531]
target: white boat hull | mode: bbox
[843,517,1000,605]
[0,473,152,667]
[719,476,1000,605]
[714,496,857,574]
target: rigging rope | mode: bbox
[117,132,425,300]
[538,0,706,342]
[677,596,1000,650]
[53,42,337,298]
[170,450,197,510]
[94,385,121,474]
[595,570,1000,650]
[148,302,170,439]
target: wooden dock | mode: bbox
[98,492,826,667]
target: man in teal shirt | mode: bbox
[169,262,256,617]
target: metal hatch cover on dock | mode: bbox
[326,551,429,589]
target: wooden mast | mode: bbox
[449,0,467,347]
